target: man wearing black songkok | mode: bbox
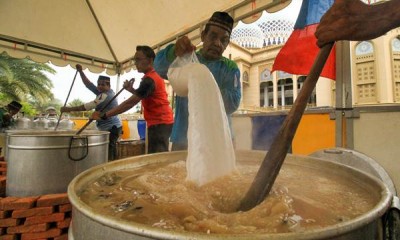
[0,101,22,131]
[154,11,242,151]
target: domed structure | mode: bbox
[257,19,294,46]
[231,22,264,49]
[230,10,294,49]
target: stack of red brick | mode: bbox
[0,157,72,240]
[0,156,6,197]
[0,194,71,240]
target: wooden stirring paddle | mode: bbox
[238,43,334,211]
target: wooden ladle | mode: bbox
[238,43,334,211]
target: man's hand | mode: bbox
[123,78,135,90]
[175,36,196,57]
[315,0,392,48]
[91,111,101,120]
[76,64,83,72]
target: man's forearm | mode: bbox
[105,95,140,118]
[78,71,91,85]
[68,105,86,112]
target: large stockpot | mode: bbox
[6,130,109,197]
[68,150,393,240]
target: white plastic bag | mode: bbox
[185,63,237,186]
[167,52,199,97]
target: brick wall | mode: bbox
[0,156,6,197]
[0,194,71,240]
[0,157,71,240]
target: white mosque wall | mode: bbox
[232,115,252,150]
[245,61,260,107]
[353,109,400,195]
[316,77,333,107]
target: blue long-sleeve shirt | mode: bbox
[154,44,241,144]
[85,82,122,131]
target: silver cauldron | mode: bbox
[6,130,109,197]
[68,150,393,240]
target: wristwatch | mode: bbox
[100,112,108,120]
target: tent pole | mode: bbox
[335,41,354,149]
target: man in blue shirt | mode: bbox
[154,11,241,151]
[61,64,122,160]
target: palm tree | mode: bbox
[68,99,93,118]
[0,53,55,105]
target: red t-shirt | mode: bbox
[139,68,174,127]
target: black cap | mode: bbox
[98,75,110,82]
[8,101,22,111]
[206,12,234,34]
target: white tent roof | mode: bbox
[0,0,291,75]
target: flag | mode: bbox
[272,0,336,80]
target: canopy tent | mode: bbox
[0,0,291,75]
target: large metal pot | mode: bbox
[6,130,109,197]
[68,150,393,240]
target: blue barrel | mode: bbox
[137,119,146,140]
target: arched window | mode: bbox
[260,81,273,107]
[296,76,316,105]
[260,69,272,82]
[355,41,374,55]
[260,69,273,107]
[242,71,249,84]
[391,37,400,102]
[277,71,293,107]
[354,41,377,104]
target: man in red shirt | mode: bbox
[92,45,174,153]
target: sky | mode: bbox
[45,64,142,113]
[46,0,302,113]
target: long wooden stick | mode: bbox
[238,43,334,211]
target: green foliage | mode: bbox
[29,98,63,117]
[0,53,55,115]
[69,99,85,107]
[20,103,36,117]
[68,98,93,117]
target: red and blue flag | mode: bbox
[272,0,336,80]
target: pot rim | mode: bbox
[5,129,109,137]
[68,150,393,240]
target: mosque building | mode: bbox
[218,0,400,193]
[224,0,400,113]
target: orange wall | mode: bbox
[72,119,131,140]
[292,113,335,155]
